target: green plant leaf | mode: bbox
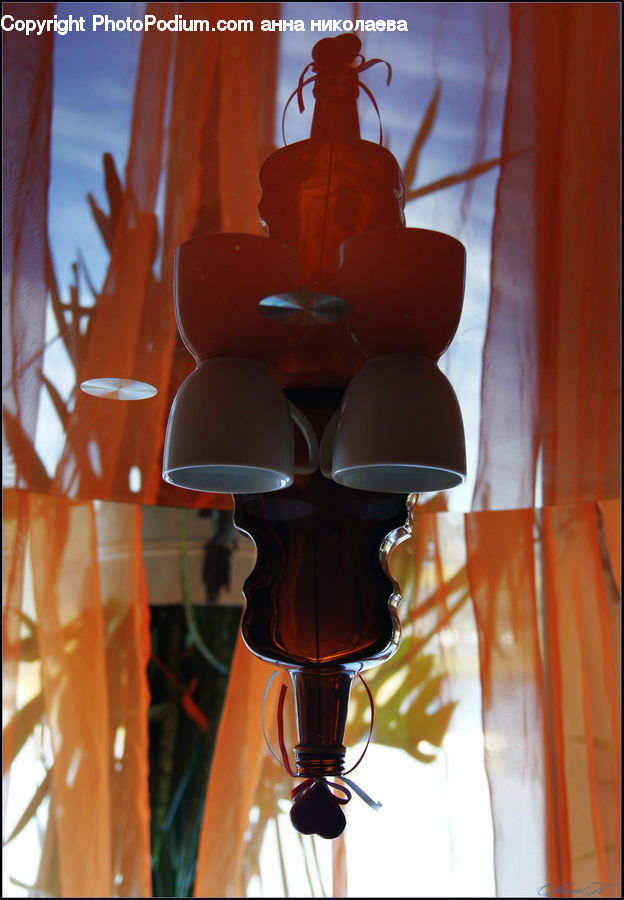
[162,745,200,834]
[2,407,52,491]
[390,552,469,626]
[2,692,44,774]
[570,735,616,752]
[33,791,61,900]
[179,509,229,675]
[274,813,290,897]
[15,634,40,664]
[573,843,617,863]
[45,236,75,364]
[87,193,113,251]
[148,700,178,721]
[412,590,471,653]
[20,610,38,634]
[403,82,441,189]
[76,249,100,305]
[103,152,123,227]
[406,155,504,201]
[14,609,40,663]
[8,877,56,898]
[296,832,320,898]
[376,691,457,762]
[41,374,69,431]
[3,767,52,845]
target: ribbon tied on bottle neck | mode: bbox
[261,670,381,840]
[281,33,393,146]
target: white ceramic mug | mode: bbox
[163,357,318,493]
[320,354,466,493]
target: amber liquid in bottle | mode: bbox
[234,391,410,777]
[236,473,406,667]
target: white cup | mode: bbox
[320,354,466,493]
[163,357,318,493]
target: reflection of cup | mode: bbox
[163,358,318,493]
[334,228,466,360]
[320,355,466,493]
[175,234,299,361]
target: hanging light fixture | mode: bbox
[163,33,466,838]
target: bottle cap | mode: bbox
[289,780,347,839]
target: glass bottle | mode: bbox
[235,36,413,833]
[235,392,412,781]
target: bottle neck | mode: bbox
[310,69,360,141]
[290,668,355,777]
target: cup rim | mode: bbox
[338,225,466,258]
[332,462,466,493]
[162,463,293,494]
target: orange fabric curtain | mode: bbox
[2,491,29,830]
[599,499,621,594]
[29,494,113,896]
[2,490,152,897]
[2,2,55,492]
[468,4,620,894]
[472,4,540,510]
[474,3,620,510]
[466,502,621,895]
[466,508,551,896]
[534,5,620,507]
[193,637,276,897]
[542,503,620,888]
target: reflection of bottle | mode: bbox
[234,394,411,781]
[258,34,405,290]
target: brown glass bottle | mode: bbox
[237,474,407,667]
[234,391,411,778]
